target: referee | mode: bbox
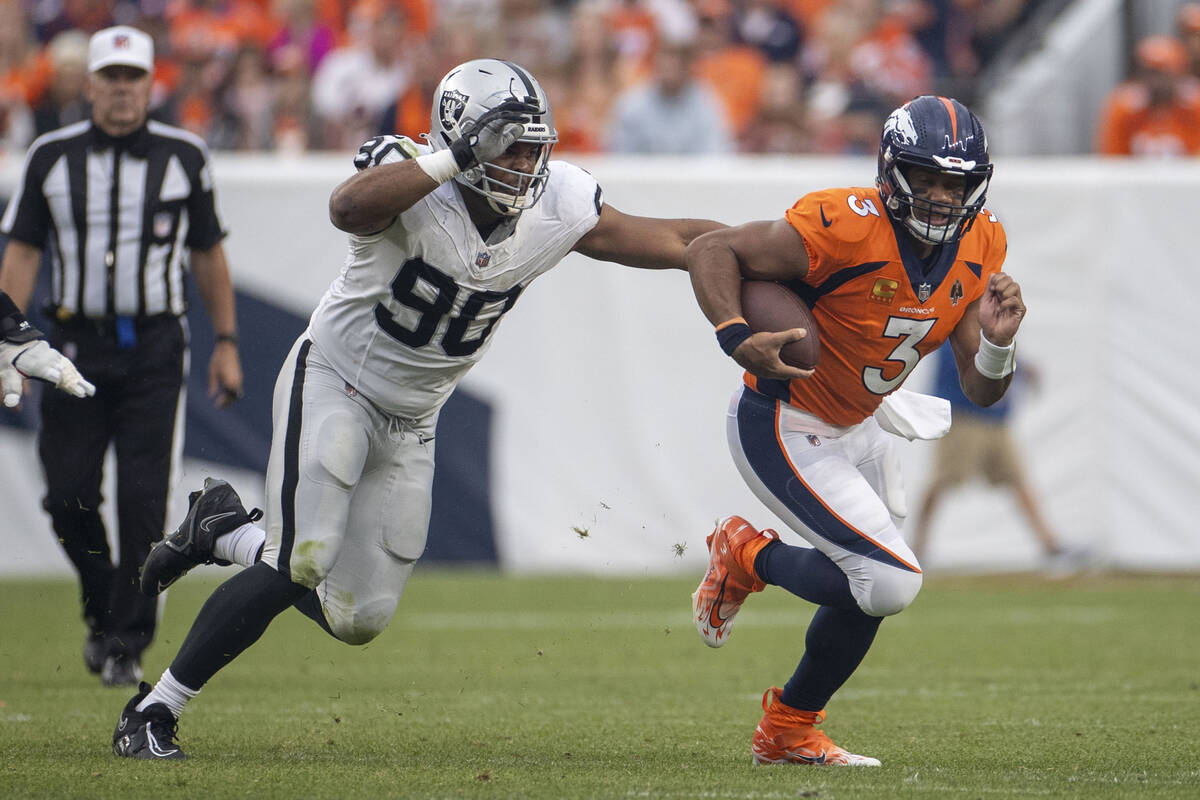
[0,26,244,687]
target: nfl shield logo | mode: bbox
[806,434,821,447]
[917,282,932,303]
[475,251,490,268]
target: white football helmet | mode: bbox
[427,59,558,216]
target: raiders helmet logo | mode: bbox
[439,89,468,129]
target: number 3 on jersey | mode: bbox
[374,258,522,357]
[862,316,936,394]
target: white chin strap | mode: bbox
[905,214,958,245]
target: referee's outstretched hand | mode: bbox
[0,339,96,408]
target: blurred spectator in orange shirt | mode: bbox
[1096,35,1200,157]
[849,1,933,109]
[1,0,53,109]
[694,8,767,138]
[607,0,660,86]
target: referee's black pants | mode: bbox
[39,315,187,660]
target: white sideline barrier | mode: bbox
[2,153,1198,576]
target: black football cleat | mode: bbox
[113,682,186,760]
[140,477,263,596]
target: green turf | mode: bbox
[1,571,1197,798]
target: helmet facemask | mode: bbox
[458,121,556,216]
[883,154,991,246]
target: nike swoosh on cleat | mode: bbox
[199,511,238,533]
[707,577,729,629]
[786,749,827,765]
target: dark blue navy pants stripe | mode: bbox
[735,389,917,572]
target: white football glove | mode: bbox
[0,339,96,407]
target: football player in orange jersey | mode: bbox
[687,95,1026,766]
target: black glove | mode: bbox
[448,101,540,171]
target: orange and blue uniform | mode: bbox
[744,186,1007,426]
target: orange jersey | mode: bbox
[744,186,1007,426]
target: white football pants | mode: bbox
[727,386,923,617]
[259,336,437,644]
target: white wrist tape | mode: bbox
[414,149,461,185]
[974,331,1016,379]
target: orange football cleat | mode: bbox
[691,515,778,648]
[751,687,881,766]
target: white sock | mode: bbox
[136,669,199,719]
[213,522,267,566]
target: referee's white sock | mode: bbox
[136,669,199,719]
[213,522,267,567]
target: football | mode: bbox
[740,280,821,370]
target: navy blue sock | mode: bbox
[170,562,309,689]
[754,540,858,609]
[781,604,882,712]
[292,589,336,637]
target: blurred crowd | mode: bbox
[1,0,1048,156]
[1095,5,1200,156]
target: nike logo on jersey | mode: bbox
[199,511,237,533]
[819,205,833,228]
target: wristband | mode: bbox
[974,331,1015,379]
[716,317,753,357]
[415,149,462,185]
[0,293,41,344]
[215,332,239,345]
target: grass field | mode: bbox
[1,570,1198,799]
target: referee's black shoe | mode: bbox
[113,682,186,760]
[140,477,263,596]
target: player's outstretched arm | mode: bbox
[571,204,724,270]
[686,219,812,381]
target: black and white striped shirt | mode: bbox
[0,119,226,319]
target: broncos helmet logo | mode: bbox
[884,107,919,146]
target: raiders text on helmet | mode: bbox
[428,59,558,216]
[876,95,993,246]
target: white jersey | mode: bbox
[308,136,602,418]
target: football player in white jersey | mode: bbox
[112,59,725,760]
